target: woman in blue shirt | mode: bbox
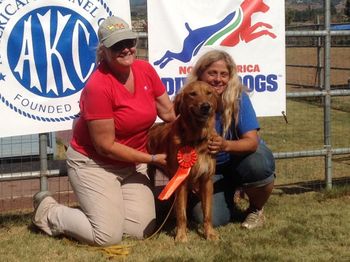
[187,50,275,229]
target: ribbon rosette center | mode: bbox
[177,146,197,168]
[158,146,197,200]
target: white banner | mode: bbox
[0,0,131,138]
[148,0,286,117]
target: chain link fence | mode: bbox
[1,2,350,212]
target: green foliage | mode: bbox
[286,9,295,26]
[330,2,337,16]
[287,6,323,23]
[346,0,350,17]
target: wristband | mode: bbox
[151,154,156,163]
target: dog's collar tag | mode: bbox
[158,146,197,201]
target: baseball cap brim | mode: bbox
[102,30,137,48]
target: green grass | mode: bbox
[259,98,350,152]
[258,98,350,186]
[1,185,350,261]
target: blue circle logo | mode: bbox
[7,6,98,98]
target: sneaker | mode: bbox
[241,208,265,229]
[32,191,59,236]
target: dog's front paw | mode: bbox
[205,228,219,241]
[175,229,188,242]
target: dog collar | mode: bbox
[158,146,197,200]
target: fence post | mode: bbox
[316,15,323,90]
[39,133,49,191]
[324,0,332,189]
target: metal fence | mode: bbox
[281,0,350,190]
[1,0,350,212]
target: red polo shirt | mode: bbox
[70,59,166,166]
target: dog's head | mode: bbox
[174,81,218,123]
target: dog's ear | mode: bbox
[174,91,184,116]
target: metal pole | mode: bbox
[316,15,323,90]
[324,0,332,189]
[39,133,49,191]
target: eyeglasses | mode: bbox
[110,39,137,53]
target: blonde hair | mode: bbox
[95,43,105,64]
[186,50,243,136]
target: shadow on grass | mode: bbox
[153,185,248,240]
[0,212,32,232]
[0,211,51,237]
[333,155,350,165]
[275,176,350,195]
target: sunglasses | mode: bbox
[110,39,137,53]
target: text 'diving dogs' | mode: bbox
[148,81,218,242]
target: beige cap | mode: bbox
[98,16,137,48]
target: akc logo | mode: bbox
[0,0,112,122]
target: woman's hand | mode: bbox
[88,119,168,164]
[208,134,227,154]
[150,153,167,166]
[208,130,259,156]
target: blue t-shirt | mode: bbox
[215,92,259,165]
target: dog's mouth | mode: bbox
[190,102,213,121]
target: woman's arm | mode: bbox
[87,118,167,165]
[209,92,259,155]
[156,92,176,122]
[208,130,259,155]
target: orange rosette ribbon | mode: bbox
[158,146,197,201]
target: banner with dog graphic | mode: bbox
[148,0,286,117]
[0,0,131,138]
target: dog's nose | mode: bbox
[200,103,211,114]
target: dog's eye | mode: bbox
[189,91,197,97]
[206,91,212,96]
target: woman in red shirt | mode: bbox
[32,16,175,246]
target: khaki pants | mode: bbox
[47,147,156,246]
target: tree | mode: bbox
[285,9,295,26]
[345,0,350,20]
[330,2,337,16]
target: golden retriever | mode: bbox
[147,81,218,242]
